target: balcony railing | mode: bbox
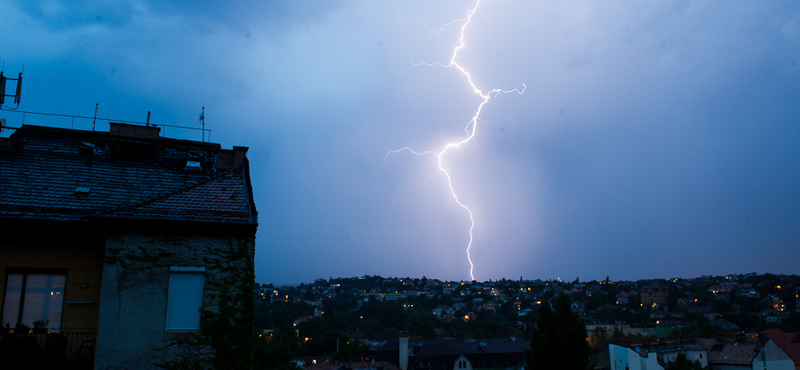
[0,327,96,370]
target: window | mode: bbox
[165,267,205,331]
[2,272,66,329]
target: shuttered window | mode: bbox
[166,267,205,332]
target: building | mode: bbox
[371,337,529,370]
[609,337,793,370]
[763,329,800,370]
[640,283,669,308]
[608,344,665,370]
[700,337,794,370]
[0,123,258,369]
[608,339,710,370]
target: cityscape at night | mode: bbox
[1,0,798,369]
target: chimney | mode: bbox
[233,146,248,167]
[109,122,160,139]
[399,331,409,370]
[216,146,249,170]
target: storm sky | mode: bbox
[2,0,799,285]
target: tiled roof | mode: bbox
[0,125,257,225]
[373,338,530,357]
[699,339,759,365]
[764,329,800,365]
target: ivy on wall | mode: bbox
[104,234,255,370]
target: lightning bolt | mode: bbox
[386,0,525,281]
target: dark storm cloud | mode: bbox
[2,0,799,285]
[11,0,345,30]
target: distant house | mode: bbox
[709,319,741,331]
[371,337,529,370]
[433,305,454,318]
[640,283,668,308]
[386,293,405,301]
[0,124,258,369]
[710,285,733,301]
[689,305,720,321]
[610,337,793,370]
[677,293,697,307]
[700,337,794,370]
[608,344,663,370]
[616,291,631,305]
[295,316,314,326]
[762,309,790,324]
[303,361,401,370]
[517,307,535,317]
[763,329,800,370]
[346,330,370,341]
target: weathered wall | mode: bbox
[94,232,255,370]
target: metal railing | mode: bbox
[0,327,96,369]
[0,109,212,142]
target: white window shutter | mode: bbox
[166,271,205,331]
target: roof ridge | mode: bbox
[99,167,240,216]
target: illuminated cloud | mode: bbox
[2,0,798,284]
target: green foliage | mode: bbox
[526,293,589,370]
[153,334,214,370]
[106,236,255,370]
[255,301,314,329]
[330,340,369,363]
[672,353,692,370]
[200,239,256,370]
[669,353,708,370]
[254,339,296,370]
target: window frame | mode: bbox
[165,266,206,332]
[2,268,68,330]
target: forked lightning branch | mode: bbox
[386,0,525,281]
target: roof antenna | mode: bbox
[0,62,23,110]
[92,103,99,131]
[199,106,205,142]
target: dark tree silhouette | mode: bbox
[526,293,589,370]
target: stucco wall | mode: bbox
[0,233,104,329]
[753,340,795,370]
[657,349,708,368]
[609,344,665,370]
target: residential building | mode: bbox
[0,123,257,369]
[700,337,794,370]
[763,329,800,370]
[371,337,529,370]
[608,344,663,370]
[640,283,669,308]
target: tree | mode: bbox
[526,293,589,370]
[670,353,706,370]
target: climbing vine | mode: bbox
[103,234,255,370]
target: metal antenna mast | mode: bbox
[199,106,205,142]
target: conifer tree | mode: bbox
[526,293,589,370]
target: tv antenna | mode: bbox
[0,64,23,110]
[199,106,206,142]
